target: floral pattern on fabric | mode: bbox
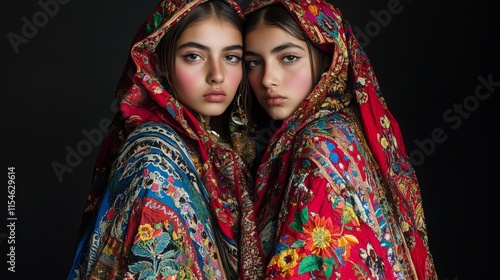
[70,0,264,279]
[69,0,262,279]
[69,124,229,279]
[260,112,409,279]
[245,0,436,279]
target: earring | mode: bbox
[231,93,248,126]
[229,92,256,167]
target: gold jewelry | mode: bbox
[231,93,248,126]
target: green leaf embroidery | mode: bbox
[290,207,309,232]
[298,255,320,274]
[133,241,153,258]
[324,257,337,278]
[291,240,305,248]
[139,266,155,279]
[128,260,150,273]
[154,232,171,255]
[152,12,164,30]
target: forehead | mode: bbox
[178,17,242,44]
[245,24,306,51]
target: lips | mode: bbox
[203,90,226,103]
[263,92,286,106]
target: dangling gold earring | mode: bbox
[229,92,257,167]
[231,93,248,126]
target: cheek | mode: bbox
[174,66,201,94]
[226,69,243,87]
[226,68,243,91]
[248,72,262,93]
[286,68,313,98]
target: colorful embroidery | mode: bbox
[246,2,436,278]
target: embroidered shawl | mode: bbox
[245,0,436,279]
[69,0,263,278]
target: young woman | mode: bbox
[67,0,263,279]
[244,0,437,279]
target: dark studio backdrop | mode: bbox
[1,0,497,279]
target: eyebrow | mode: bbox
[177,42,243,52]
[244,42,305,56]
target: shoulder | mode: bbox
[112,122,197,176]
[117,122,192,156]
[291,113,371,174]
[127,122,184,146]
[294,114,355,152]
[289,114,372,192]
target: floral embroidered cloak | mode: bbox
[67,1,263,279]
[245,0,437,279]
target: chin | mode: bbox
[267,111,287,121]
[205,110,226,117]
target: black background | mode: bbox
[1,0,497,279]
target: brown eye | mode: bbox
[282,55,299,63]
[183,53,202,61]
[225,54,242,63]
[246,59,261,68]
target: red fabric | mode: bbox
[245,0,436,279]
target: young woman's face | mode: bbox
[244,24,314,120]
[174,16,243,120]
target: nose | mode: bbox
[207,59,224,84]
[262,62,279,88]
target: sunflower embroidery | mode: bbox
[286,207,360,277]
[271,247,300,277]
[302,215,340,258]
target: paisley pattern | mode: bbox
[245,0,437,279]
[70,123,228,279]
